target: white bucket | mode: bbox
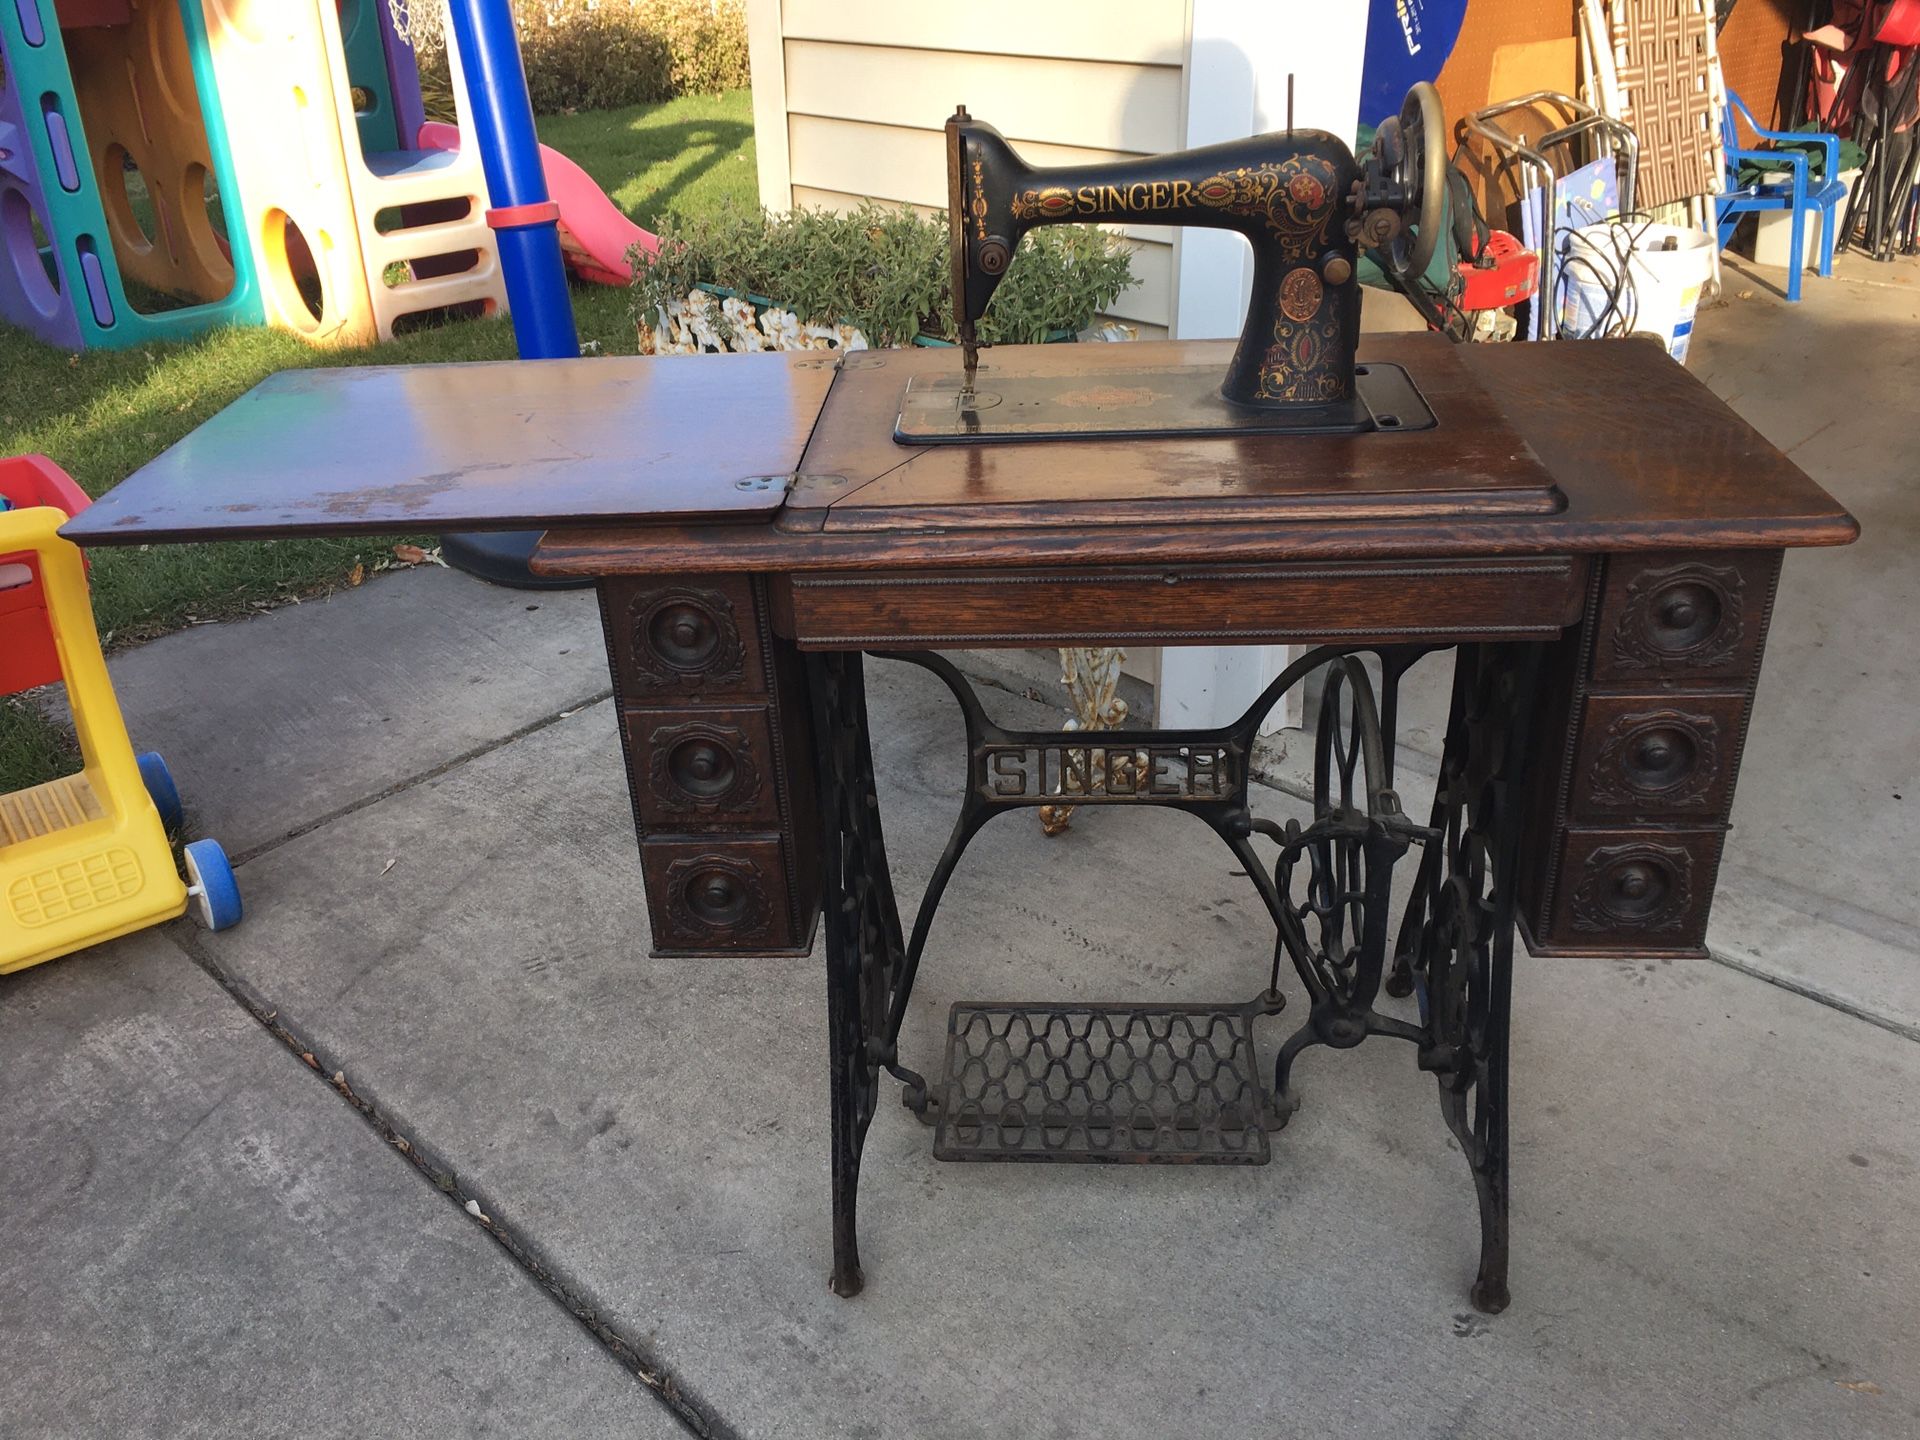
[1558,222,1714,362]
[1751,167,1860,271]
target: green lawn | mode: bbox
[1,88,755,795]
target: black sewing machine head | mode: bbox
[896,83,1447,445]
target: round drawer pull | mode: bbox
[627,585,747,688]
[648,719,762,812]
[664,853,770,936]
[1570,840,1694,933]
[650,601,720,669]
[1611,563,1746,672]
[669,736,738,799]
[1590,708,1721,811]
[689,868,748,925]
[1649,581,1722,654]
[1610,861,1665,912]
[1625,724,1697,791]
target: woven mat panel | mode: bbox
[1607,0,1721,207]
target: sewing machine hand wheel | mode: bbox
[1370,81,1447,283]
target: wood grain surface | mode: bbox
[774,556,1589,648]
[55,331,1855,572]
[796,335,1561,528]
[536,336,1856,576]
[62,352,839,545]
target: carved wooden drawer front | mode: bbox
[1589,550,1779,686]
[602,574,766,701]
[1520,548,1782,957]
[640,836,796,955]
[597,573,822,958]
[622,706,782,827]
[1569,693,1746,823]
[1541,828,1726,956]
[779,557,1588,647]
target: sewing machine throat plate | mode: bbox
[895,362,1435,444]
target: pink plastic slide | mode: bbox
[418,122,660,285]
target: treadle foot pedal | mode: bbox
[932,1000,1279,1164]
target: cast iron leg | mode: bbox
[1411,643,1540,1315]
[1468,655,1530,1315]
[1472,933,1514,1314]
[807,650,911,1298]
[826,925,867,1297]
[1448,895,1516,1315]
[1269,1023,1316,1124]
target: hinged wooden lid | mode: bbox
[62,351,839,546]
[793,335,1565,533]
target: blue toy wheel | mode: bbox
[136,751,184,831]
[182,839,243,931]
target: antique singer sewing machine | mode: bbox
[909,82,1448,438]
[63,81,1856,1317]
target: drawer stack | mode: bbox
[1520,549,1782,956]
[598,574,820,957]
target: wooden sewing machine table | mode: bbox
[64,333,1857,1313]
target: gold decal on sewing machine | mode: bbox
[1279,267,1323,322]
[1191,156,1340,257]
[1255,315,1348,402]
[1010,185,1075,221]
[1054,384,1161,410]
[1288,171,1327,208]
[971,159,988,238]
[981,742,1234,803]
[1071,183,1163,212]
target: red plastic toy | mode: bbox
[0,454,91,694]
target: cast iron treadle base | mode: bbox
[931,999,1282,1164]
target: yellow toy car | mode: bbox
[1,455,240,975]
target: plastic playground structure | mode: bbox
[419,121,659,287]
[0,0,657,352]
[2,0,630,973]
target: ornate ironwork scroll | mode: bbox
[1260,652,1434,1119]
[1387,644,1544,1314]
[805,641,1543,1313]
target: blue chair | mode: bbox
[1714,88,1846,301]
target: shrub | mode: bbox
[629,201,1137,348]
[408,0,750,119]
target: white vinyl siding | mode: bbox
[749,0,1188,335]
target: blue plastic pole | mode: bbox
[437,0,584,587]
[442,0,578,360]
